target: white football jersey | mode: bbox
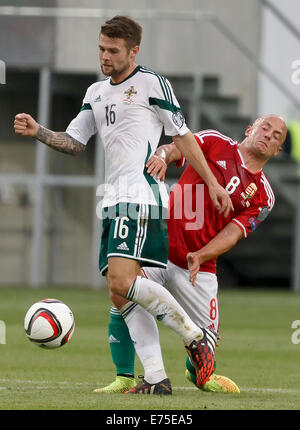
[66,65,189,208]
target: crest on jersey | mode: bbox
[172,111,185,128]
[241,183,257,201]
[123,85,137,104]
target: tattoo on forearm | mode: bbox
[36,126,85,155]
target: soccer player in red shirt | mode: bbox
[94,115,287,394]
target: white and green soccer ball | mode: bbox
[24,299,75,349]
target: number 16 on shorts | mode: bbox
[113,216,129,240]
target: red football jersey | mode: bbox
[167,130,274,274]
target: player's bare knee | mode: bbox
[109,291,119,302]
[109,291,130,310]
[107,277,122,296]
[108,282,127,297]
[107,272,134,297]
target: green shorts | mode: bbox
[99,202,169,276]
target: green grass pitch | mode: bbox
[0,286,299,410]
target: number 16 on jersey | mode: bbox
[105,104,116,126]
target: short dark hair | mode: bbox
[100,16,142,49]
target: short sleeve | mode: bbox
[194,130,237,154]
[149,76,189,137]
[66,86,97,145]
[232,204,272,238]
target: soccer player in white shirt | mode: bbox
[14,16,233,394]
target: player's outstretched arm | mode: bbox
[172,131,234,217]
[14,113,85,156]
[187,222,243,286]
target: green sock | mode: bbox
[186,356,197,384]
[109,308,135,377]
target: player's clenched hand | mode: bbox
[145,155,167,181]
[14,113,39,138]
[187,252,201,287]
[208,182,234,217]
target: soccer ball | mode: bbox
[24,298,75,349]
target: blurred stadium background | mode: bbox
[0,0,299,291]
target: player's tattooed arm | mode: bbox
[36,126,86,156]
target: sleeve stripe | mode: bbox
[140,67,169,103]
[194,134,204,145]
[232,218,247,238]
[162,76,174,106]
[195,130,237,146]
[149,97,181,113]
[80,103,92,111]
[157,74,173,106]
[157,75,169,103]
[260,173,275,209]
[140,66,176,107]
